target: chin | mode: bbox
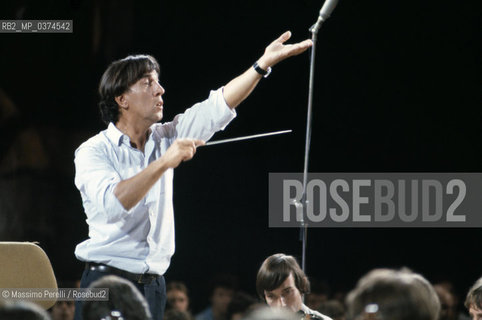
[156,112,163,122]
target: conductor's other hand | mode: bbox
[257,31,313,70]
[162,138,205,169]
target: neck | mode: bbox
[115,118,151,151]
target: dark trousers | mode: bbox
[73,266,166,320]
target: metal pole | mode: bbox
[300,17,323,273]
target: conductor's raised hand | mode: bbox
[257,31,313,70]
[162,138,205,169]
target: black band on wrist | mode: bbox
[253,62,272,78]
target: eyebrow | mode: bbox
[142,73,153,78]
[141,73,159,80]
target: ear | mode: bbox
[115,94,128,110]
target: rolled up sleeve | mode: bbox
[174,87,237,140]
[74,145,132,223]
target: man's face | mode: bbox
[50,300,75,320]
[121,70,165,124]
[469,305,482,320]
[211,287,234,315]
[167,289,189,312]
[264,273,303,312]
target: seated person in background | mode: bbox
[434,282,471,320]
[226,291,261,320]
[167,281,191,313]
[256,253,332,320]
[465,277,482,320]
[195,274,238,320]
[165,309,194,320]
[49,280,77,320]
[0,300,51,320]
[50,300,75,320]
[345,268,440,320]
[82,275,151,320]
[305,279,330,311]
[317,300,345,320]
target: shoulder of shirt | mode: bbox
[75,127,113,155]
[194,307,213,320]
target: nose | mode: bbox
[154,81,165,96]
[280,297,287,307]
[271,297,286,308]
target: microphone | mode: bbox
[319,0,339,21]
[310,0,339,32]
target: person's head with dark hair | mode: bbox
[49,300,74,320]
[345,268,440,320]
[82,275,152,320]
[317,300,345,320]
[465,277,482,320]
[166,281,190,312]
[49,280,76,320]
[208,274,238,320]
[208,274,238,296]
[256,253,309,312]
[98,54,161,125]
[433,283,458,320]
[0,300,51,320]
[226,291,260,320]
[305,279,331,311]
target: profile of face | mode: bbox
[469,304,482,320]
[211,287,234,315]
[116,70,165,124]
[50,300,75,320]
[434,285,457,320]
[264,273,303,313]
[167,289,189,312]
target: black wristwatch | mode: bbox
[253,62,272,78]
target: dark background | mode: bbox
[0,0,480,313]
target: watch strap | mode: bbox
[253,62,272,78]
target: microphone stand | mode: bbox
[300,16,326,274]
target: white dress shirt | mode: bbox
[74,87,236,275]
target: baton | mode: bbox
[202,129,292,146]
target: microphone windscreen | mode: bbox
[319,0,339,20]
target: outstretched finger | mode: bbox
[286,39,313,57]
[274,30,292,44]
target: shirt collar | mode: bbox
[106,122,157,147]
[106,122,125,146]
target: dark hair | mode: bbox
[465,277,482,310]
[345,268,440,320]
[208,274,238,297]
[256,253,310,301]
[82,275,152,320]
[226,291,259,320]
[317,300,345,320]
[167,281,189,295]
[98,54,160,125]
[0,301,50,320]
